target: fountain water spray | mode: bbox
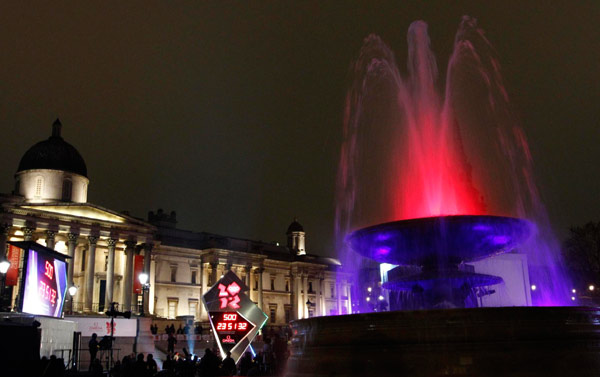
[336,16,572,308]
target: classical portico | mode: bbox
[0,203,156,314]
[0,120,157,314]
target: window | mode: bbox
[285,279,289,292]
[35,177,43,197]
[189,299,198,319]
[330,284,335,298]
[254,275,258,290]
[61,179,72,201]
[170,265,177,282]
[284,305,291,323]
[104,255,108,271]
[269,304,277,323]
[309,282,314,293]
[168,299,178,319]
[191,270,197,284]
[271,277,275,291]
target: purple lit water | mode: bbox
[335,16,572,311]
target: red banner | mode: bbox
[133,254,144,294]
[6,245,21,286]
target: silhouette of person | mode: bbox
[222,351,236,376]
[147,353,158,375]
[132,353,147,377]
[88,333,99,370]
[239,351,253,376]
[167,332,177,354]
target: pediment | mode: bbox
[19,203,134,224]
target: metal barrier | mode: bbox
[153,334,213,341]
[79,348,122,372]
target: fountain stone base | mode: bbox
[286,306,600,377]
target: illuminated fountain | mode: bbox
[286,17,600,376]
[348,215,530,309]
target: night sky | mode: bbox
[0,2,598,257]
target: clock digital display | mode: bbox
[209,312,255,353]
[22,248,67,318]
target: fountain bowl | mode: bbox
[347,215,532,265]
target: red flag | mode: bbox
[6,245,21,286]
[133,254,144,294]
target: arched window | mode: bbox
[35,177,43,197]
[62,179,72,201]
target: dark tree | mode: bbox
[562,222,600,284]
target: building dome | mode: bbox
[17,118,87,177]
[287,218,304,234]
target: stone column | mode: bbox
[123,240,136,312]
[66,233,78,311]
[84,236,98,312]
[315,277,321,317]
[257,267,264,311]
[105,238,117,310]
[249,270,256,302]
[347,284,353,314]
[319,278,325,316]
[0,224,9,258]
[210,262,219,285]
[294,274,302,319]
[23,227,34,242]
[199,259,206,320]
[142,243,153,314]
[244,265,251,289]
[45,230,56,250]
[303,274,309,318]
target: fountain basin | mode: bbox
[286,307,600,377]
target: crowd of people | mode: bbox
[151,323,204,335]
[39,327,289,376]
[156,340,289,377]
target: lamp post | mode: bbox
[67,285,78,313]
[0,255,10,312]
[138,272,149,316]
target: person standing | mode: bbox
[167,332,177,354]
[222,351,236,376]
[88,333,100,370]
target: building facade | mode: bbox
[0,119,353,325]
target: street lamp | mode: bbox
[138,272,150,316]
[0,256,10,274]
[68,285,78,296]
[0,254,10,312]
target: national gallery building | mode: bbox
[0,119,353,327]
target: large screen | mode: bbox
[22,248,68,317]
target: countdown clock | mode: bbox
[202,270,267,363]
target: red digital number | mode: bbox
[227,322,233,330]
[238,322,247,331]
[39,281,46,297]
[38,280,57,305]
[224,313,237,321]
[217,322,226,331]
[50,288,56,305]
[44,261,54,280]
